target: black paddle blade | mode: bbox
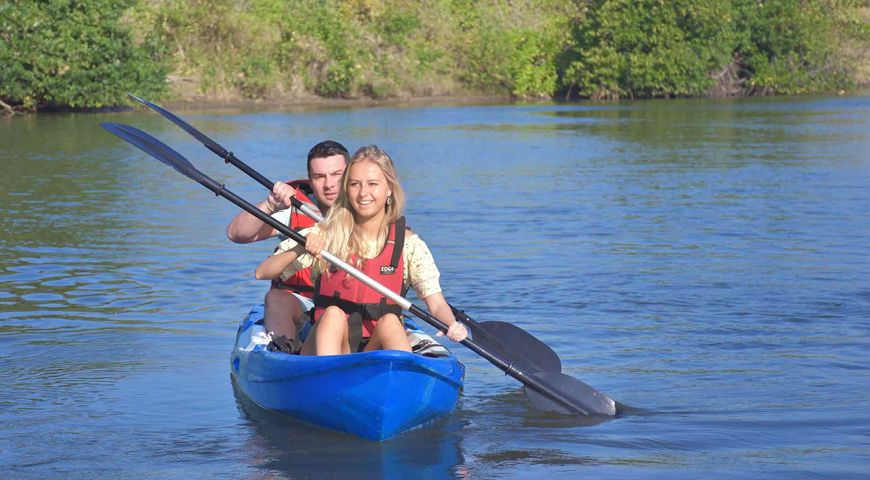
[101,123,203,181]
[467,320,561,374]
[130,94,276,192]
[524,371,617,416]
[127,94,229,158]
[452,306,561,374]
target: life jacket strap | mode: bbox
[270,279,315,293]
[313,295,403,322]
[348,311,364,353]
[390,216,406,269]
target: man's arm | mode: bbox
[226,200,280,243]
[226,181,297,243]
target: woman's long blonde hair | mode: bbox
[316,145,406,274]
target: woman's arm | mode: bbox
[423,292,468,342]
[404,233,467,342]
[254,243,306,280]
[254,225,321,280]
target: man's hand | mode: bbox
[266,181,296,212]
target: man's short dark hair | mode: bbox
[307,140,349,176]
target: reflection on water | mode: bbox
[2,94,869,479]
[232,379,467,479]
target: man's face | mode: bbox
[308,154,346,209]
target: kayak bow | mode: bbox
[231,305,465,441]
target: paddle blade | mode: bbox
[127,94,228,157]
[524,372,617,416]
[101,123,203,181]
[470,320,561,374]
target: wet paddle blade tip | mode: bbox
[524,371,618,416]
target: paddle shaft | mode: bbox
[184,170,592,414]
[202,142,330,228]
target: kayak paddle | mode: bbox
[101,122,619,416]
[128,94,563,375]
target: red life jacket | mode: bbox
[271,179,318,298]
[313,217,407,350]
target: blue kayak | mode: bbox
[230,305,465,441]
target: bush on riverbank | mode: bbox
[732,0,859,95]
[123,0,573,101]
[0,0,167,113]
[558,0,737,99]
[556,0,868,99]
[2,0,868,112]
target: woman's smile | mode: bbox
[347,161,390,220]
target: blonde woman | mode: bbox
[256,146,467,355]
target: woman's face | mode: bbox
[346,160,391,222]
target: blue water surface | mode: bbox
[1,94,868,479]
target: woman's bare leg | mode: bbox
[300,306,349,355]
[364,314,411,352]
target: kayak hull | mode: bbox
[231,305,465,441]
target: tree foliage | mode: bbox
[1,0,867,112]
[732,0,855,95]
[0,0,167,112]
[558,0,860,99]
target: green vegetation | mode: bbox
[733,0,858,95]
[559,0,737,99]
[0,0,167,113]
[124,0,572,101]
[558,0,869,99]
[2,0,868,113]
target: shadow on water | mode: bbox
[470,388,631,428]
[452,390,672,474]
[231,378,468,479]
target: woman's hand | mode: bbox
[305,232,326,259]
[440,320,468,342]
[424,292,467,342]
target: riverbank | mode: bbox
[158,90,514,112]
[151,84,870,113]
[0,89,514,117]
[7,88,870,119]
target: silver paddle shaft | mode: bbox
[297,202,323,222]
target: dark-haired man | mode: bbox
[227,140,348,351]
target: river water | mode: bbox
[2,95,868,479]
